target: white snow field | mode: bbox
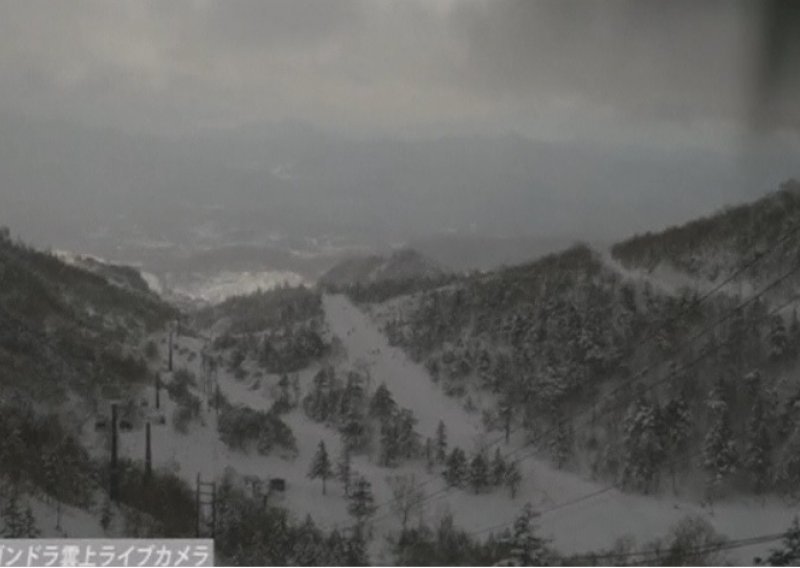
[165,270,307,304]
[90,294,797,564]
[597,246,758,300]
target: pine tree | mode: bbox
[491,448,507,487]
[337,444,353,497]
[347,476,377,530]
[22,505,39,538]
[275,374,292,412]
[340,415,364,453]
[789,310,800,357]
[504,461,522,498]
[443,447,468,488]
[769,315,789,361]
[435,420,448,464]
[42,446,63,529]
[1,489,24,537]
[400,409,421,459]
[293,515,324,566]
[345,528,370,566]
[774,424,800,498]
[703,380,738,499]
[744,395,772,494]
[326,529,349,566]
[507,504,550,566]
[308,441,333,495]
[370,384,396,420]
[379,419,400,467]
[469,452,490,494]
[766,517,800,566]
[548,419,574,470]
[660,395,692,493]
[621,396,664,493]
[100,498,113,534]
[341,372,366,418]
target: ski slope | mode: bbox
[86,295,799,564]
[323,294,484,449]
[322,295,796,563]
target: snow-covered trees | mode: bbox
[548,419,574,470]
[766,517,800,566]
[379,408,421,467]
[308,441,334,495]
[622,396,664,493]
[769,315,789,361]
[492,448,508,486]
[303,374,420,467]
[218,405,297,457]
[497,504,552,566]
[443,447,468,488]
[504,461,522,498]
[0,488,38,538]
[744,394,773,493]
[642,515,728,566]
[469,452,490,494]
[336,444,353,497]
[347,476,377,532]
[439,444,520,497]
[659,395,692,492]
[703,379,738,497]
[213,474,370,565]
[435,420,448,464]
[370,383,397,420]
[377,410,421,468]
[304,367,341,423]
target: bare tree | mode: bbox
[386,473,426,532]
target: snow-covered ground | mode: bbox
[82,294,798,564]
[323,296,796,563]
[162,270,307,304]
[323,294,483,449]
[597,246,757,300]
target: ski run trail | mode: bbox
[76,293,797,564]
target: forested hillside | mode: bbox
[5,181,800,565]
[355,226,800,501]
[0,228,176,403]
[612,179,800,296]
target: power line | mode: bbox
[624,531,784,566]
[463,288,800,543]
[355,224,800,523]
[346,239,800,536]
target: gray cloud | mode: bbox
[2,0,796,137]
[0,0,797,253]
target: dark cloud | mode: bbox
[0,0,796,135]
[451,1,747,122]
[0,0,797,250]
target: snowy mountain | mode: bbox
[54,250,157,296]
[4,183,800,564]
[612,179,800,301]
[319,248,445,288]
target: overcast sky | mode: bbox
[0,0,798,250]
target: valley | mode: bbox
[3,182,800,565]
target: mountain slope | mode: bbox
[611,179,800,298]
[319,248,444,288]
[354,230,800,505]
